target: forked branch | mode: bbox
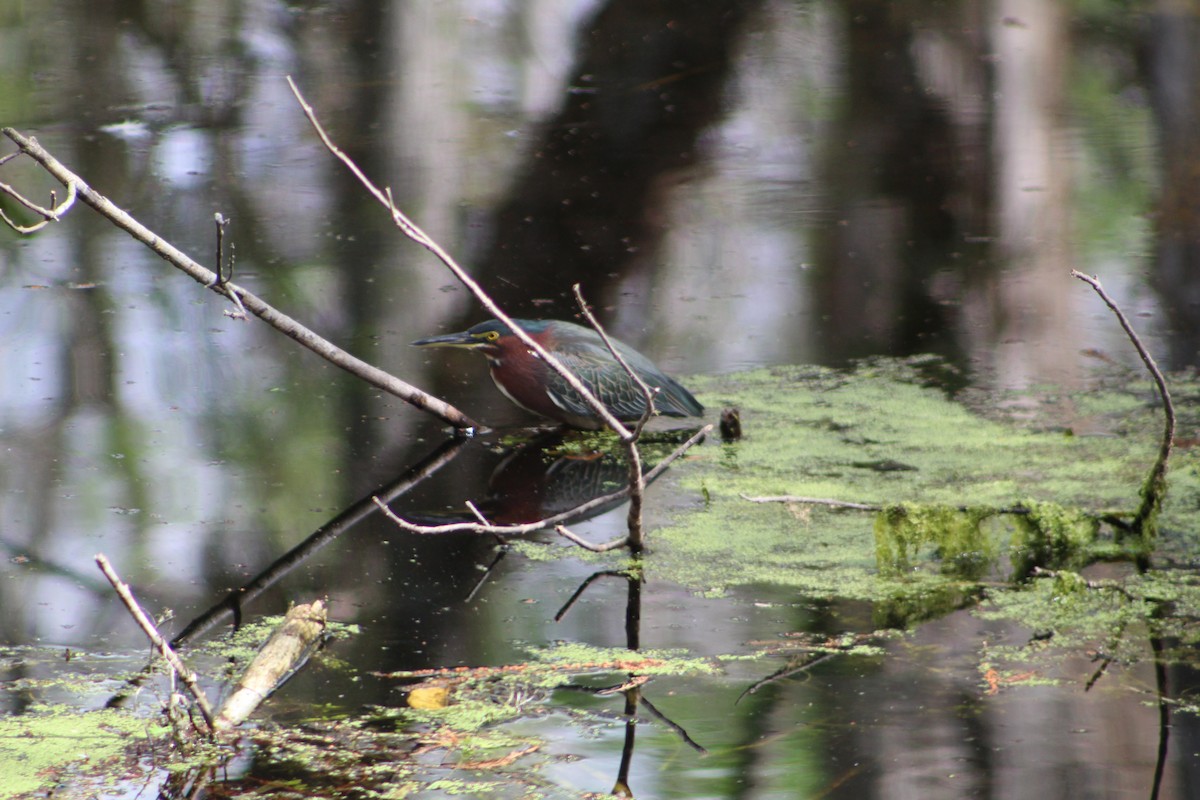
[0,157,76,233]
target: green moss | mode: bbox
[688,363,1150,508]
[975,570,1148,677]
[404,697,529,734]
[1010,501,1101,575]
[875,504,997,579]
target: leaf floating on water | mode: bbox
[407,685,452,710]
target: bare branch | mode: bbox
[95,553,216,734]
[286,77,632,439]
[1,128,477,430]
[553,524,630,552]
[1071,270,1174,537]
[210,213,248,319]
[211,213,228,287]
[465,500,490,526]
[0,168,77,233]
[571,283,658,439]
[374,424,712,538]
[1070,271,1173,437]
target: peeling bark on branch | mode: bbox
[214,601,328,731]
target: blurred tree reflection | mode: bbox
[474,0,762,319]
[810,0,988,370]
[1146,4,1200,369]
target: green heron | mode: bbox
[412,318,704,430]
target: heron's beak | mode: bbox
[410,330,482,349]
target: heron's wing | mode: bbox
[543,340,702,421]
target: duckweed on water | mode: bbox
[977,567,1200,674]
[644,362,1200,620]
[0,707,167,799]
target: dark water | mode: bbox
[2,1,1199,797]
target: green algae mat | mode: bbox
[652,361,1198,603]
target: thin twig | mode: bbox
[572,283,654,551]
[373,424,711,538]
[211,213,228,287]
[571,283,657,440]
[286,77,631,439]
[95,554,216,733]
[554,524,630,552]
[210,213,247,319]
[466,499,508,547]
[1071,270,1174,537]
[0,172,77,233]
[465,500,490,526]
[0,128,476,430]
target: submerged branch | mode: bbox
[170,437,465,647]
[738,652,840,704]
[638,695,708,754]
[554,570,630,621]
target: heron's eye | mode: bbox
[484,331,500,342]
